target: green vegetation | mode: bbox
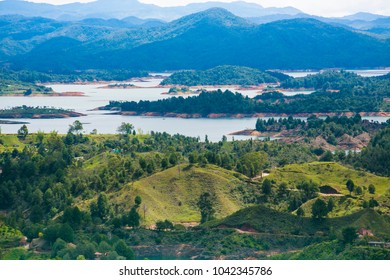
[0,69,53,96]
[0,68,148,96]
[0,8,389,261]
[104,70,390,116]
[0,106,84,119]
[1,68,148,84]
[256,114,378,135]
[359,127,390,176]
[266,162,389,214]
[273,240,390,260]
[4,12,389,71]
[206,206,390,239]
[106,88,387,116]
[0,123,388,260]
[160,65,286,86]
[105,164,250,224]
[280,70,390,92]
[254,114,387,147]
[167,87,192,94]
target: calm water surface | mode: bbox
[282,69,390,78]
[0,72,388,142]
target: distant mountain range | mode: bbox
[1,0,389,36]
[248,13,390,37]
[2,8,388,72]
[0,0,301,21]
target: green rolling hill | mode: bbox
[206,205,390,238]
[78,163,252,225]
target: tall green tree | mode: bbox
[17,125,28,140]
[311,199,328,219]
[262,179,272,196]
[197,192,215,224]
[91,193,110,221]
[134,196,142,208]
[115,240,135,260]
[239,152,268,178]
[327,198,335,213]
[127,207,140,228]
[342,227,358,244]
[346,179,355,195]
[256,119,266,132]
[117,122,134,135]
[68,120,83,134]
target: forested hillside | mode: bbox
[1,9,389,71]
[160,65,286,86]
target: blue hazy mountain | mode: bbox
[2,8,389,71]
[0,0,301,21]
[2,0,388,36]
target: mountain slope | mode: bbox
[97,164,251,225]
[101,16,390,70]
[5,9,390,71]
[267,162,390,197]
[160,65,281,86]
[206,206,390,238]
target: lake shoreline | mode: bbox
[0,120,30,125]
[0,111,86,119]
[0,91,86,97]
[100,110,390,119]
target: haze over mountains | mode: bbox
[0,0,302,21]
[0,1,389,72]
[2,0,389,35]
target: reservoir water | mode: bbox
[0,71,388,142]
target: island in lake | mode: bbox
[0,106,85,119]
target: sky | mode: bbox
[24,0,390,17]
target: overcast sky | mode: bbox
[25,0,390,17]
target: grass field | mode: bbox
[105,164,252,225]
[0,135,26,152]
[267,162,390,216]
[267,162,389,197]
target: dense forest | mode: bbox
[106,89,386,115]
[160,65,289,86]
[280,70,390,92]
[105,71,390,115]
[4,10,390,71]
[359,127,390,176]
